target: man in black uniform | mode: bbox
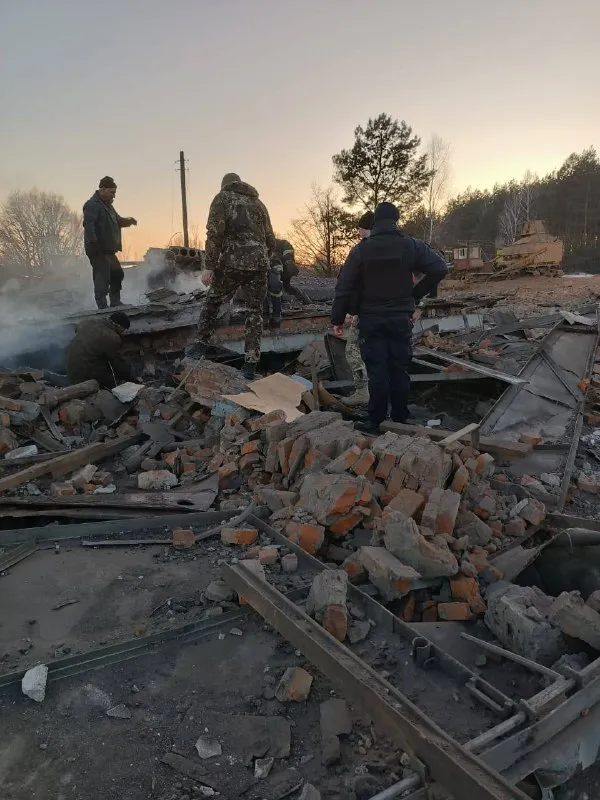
[331,202,448,434]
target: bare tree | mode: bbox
[289,185,354,275]
[425,134,452,242]
[170,225,204,249]
[498,173,539,244]
[520,170,539,223]
[0,190,83,274]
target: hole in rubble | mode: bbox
[518,546,600,600]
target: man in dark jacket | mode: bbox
[198,173,276,379]
[331,202,448,434]
[67,312,132,389]
[83,176,137,309]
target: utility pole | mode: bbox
[178,150,189,247]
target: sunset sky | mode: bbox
[1,0,599,259]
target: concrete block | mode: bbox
[485,582,567,666]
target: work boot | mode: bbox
[109,293,123,307]
[354,419,381,436]
[96,296,108,310]
[242,362,257,380]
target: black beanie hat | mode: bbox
[358,211,374,230]
[99,176,117,189]
[374,202,400,222]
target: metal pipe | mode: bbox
[460,633,562,681]
[367,774,421,800]
[466,712,528,756]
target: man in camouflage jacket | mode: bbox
[198,173,275,378]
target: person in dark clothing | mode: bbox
[273,239,311,305]
[83,176,137,309]
[263,254,284,327]
[331,202,448,434]
[66,312,132,389]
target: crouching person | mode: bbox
[67,311,132,389]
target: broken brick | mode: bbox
[239,452,261,472]
[58,399,86,428]
[277,438,294,475]
[322,605,348,642]
[70,464,98,489]
[357,545,421,601]
[386,467,407,499]
[50,482,75,497]
[474,495,496,520]
[258,546,279,566]
[350,449,376,477]
[438,602,474,621]
[342,552,368,583]
[218,462,238,480]
[375,452,396,481]
[324,445,362,474]
[329,512,363,537]
[518,498,546,526]
[162,450,182,468]
[247,409,286,432]
[386,488,425,519]
[422,604,438,622]
[240,439,260,456]
[476,453,495,476]
[451,465,470,493]
[519,432,543,445]
[400,594,416,622]
[221,527,259,546]
[275,667,313,702]
[285,521,325,555]
[0,412,10,427]
[450,575,486,614]
[172,528,196,550]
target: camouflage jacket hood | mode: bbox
[222,181,259,199]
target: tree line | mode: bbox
[1,116,598,278]
[291,115,600,274]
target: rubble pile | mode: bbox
[202,407,546,628]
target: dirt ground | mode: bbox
[0,621,391,800]
[443,274,600,316]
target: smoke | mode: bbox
[0,258,209,371]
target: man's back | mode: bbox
[205,181,275,273]
[67,318,122,382]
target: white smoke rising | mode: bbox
[0,258,208,371]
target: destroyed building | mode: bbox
[2,274,600,800]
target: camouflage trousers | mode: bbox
[198,268,267,363]
[345,324,368,388]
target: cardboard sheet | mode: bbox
[222,373,306,421]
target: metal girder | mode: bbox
[223,563,528,800]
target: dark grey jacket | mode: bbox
[331,220,448,325]
[83,191,132,253]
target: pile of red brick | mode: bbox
[208,409,547,624]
